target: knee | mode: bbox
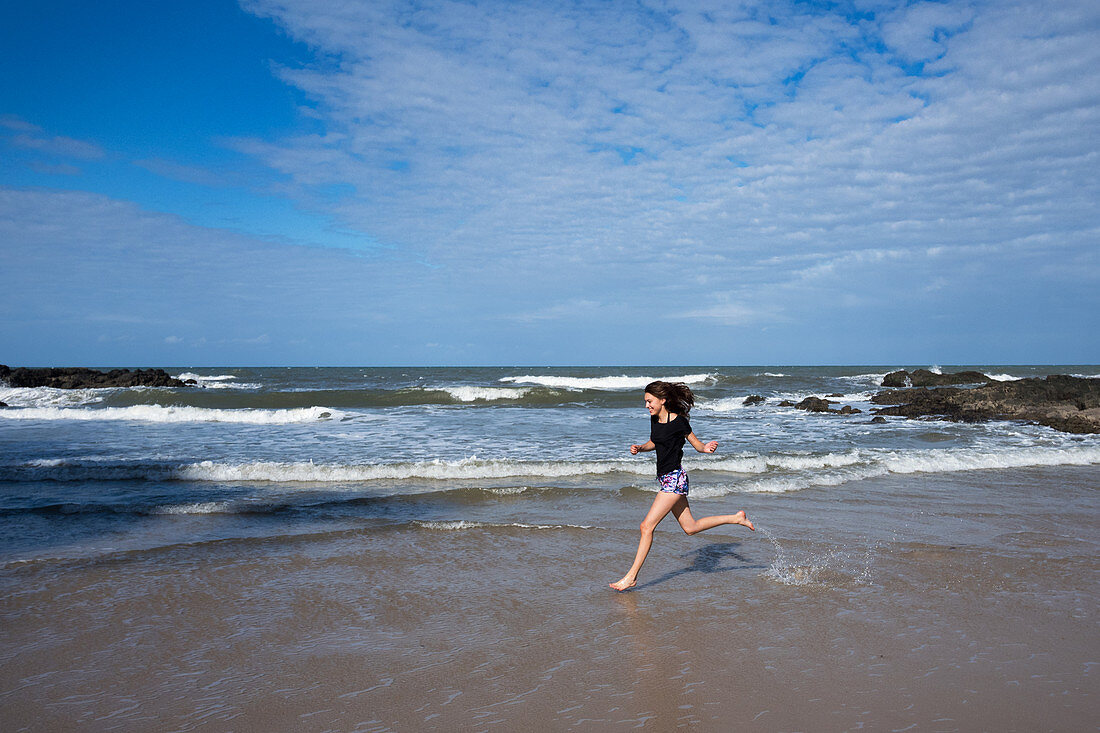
[682,524,699,536]
[639,521,657,535]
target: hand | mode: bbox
[702,441,718,453]
[630,444,642,455]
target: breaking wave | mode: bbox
[176,458,646,482]
[431,386,532,402]
[0,457,646,483]
[175,373,237,382]
[7,446,1097,489]
[690,445,1100,497]
[499,373,714,391]
[153,501,234,515]
[175,373,262,390]
[0,404,341,424]
[0,386,112,408]
[697,392,875,413]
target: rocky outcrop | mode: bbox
[881,369,994,388]
[881,371,911,387]
[871,375,1100,434]
[870,416,887,424]
[0,365,185,389]
[792,397,861,415]
[743,395,765,406]
[795,396,835,412]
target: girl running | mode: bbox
[610,380,754,591]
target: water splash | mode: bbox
[760,526,826,586]
[759,526,878,587]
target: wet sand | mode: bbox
[2,465,1097,731]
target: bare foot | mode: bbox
[609,577,636,591]
[734,510,755,531]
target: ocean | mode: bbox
[1,365,1097,730]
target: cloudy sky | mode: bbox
[2,0,1097,366]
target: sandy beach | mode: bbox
[3,461,1096,731]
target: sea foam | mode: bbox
[695,397,751,412]
[499,373,714,390]
[10,444,1095,486]
[435,386,532,402]
[690,444,1100,497]
[881,445,1100,474]
[174,373,262,390]
[697,391,875,413]
[175,373,238,382]
[153,501,233,515]
[205,445,1099,487]
[0,386,110,408]
[175,457,649,483]
[0,405,341,424]
[412,520,595,531]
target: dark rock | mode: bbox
[827,393,844,398]
[881,369,994,388]
[778,400,796,407]
[870,375,1100,434]
[0,366,185,390]
[882,370,911,388]
[184,379,198,385]
[914,369,993,386]
[793,396,863,415]
[795,396,835,412]
[870,416,887,424]
[743,395,765,406]
[0,401,7,408]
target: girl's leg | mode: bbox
[671,500,755,534]
[610,491,683,591]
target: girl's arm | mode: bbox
[687,432,718,454]
[630,440,655,455]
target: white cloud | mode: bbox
[27,161,82,176]
[0,114,41,132]
[681,301,778,326]
[230,0,1097,293]
[7,130,105,160]
[880,1,975,63]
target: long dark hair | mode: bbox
[644,380,695,416]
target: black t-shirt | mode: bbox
[650,413,691,476]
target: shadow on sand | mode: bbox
[631,541,766,591]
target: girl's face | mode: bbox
[643,392,665,416]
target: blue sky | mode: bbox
[2,0,1097,366]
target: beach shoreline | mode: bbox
[3,463,1096,731]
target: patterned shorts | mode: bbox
[656,468,689,496]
